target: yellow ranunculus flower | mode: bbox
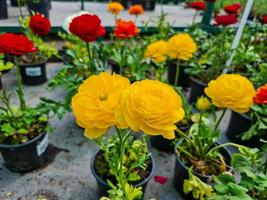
[204,74,256,113]
[167,33,197,61]
[115,80,185,140]
[107,2,124,15]
[72,72,130,139]
[144,40,168,63]
[196,96,211,112]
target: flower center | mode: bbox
[99,94,108,101]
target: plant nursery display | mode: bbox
[1,0,267,199]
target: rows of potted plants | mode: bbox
[0,1,267,199]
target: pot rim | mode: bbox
[19,52,48,66]
[90,148,155,188]
[190,76,208,87]
[0,124,47,148]
[231,110,250,120]
[175,141,231,179]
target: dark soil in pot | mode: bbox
[150,123,192,152]
[188,77,208,104]
[226,111,266,148]
[173,144,231,199]
[0,131,50,172]
[167,62,191,89]
[19,60,47,85]
[91,150,155,198]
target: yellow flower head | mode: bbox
[144,40,168,63]
[107,2,124,15]
[167,33,197,61]
[196,96,212,112]
[128,4,144,15]
[205,74,256,113]
[115,80,185,140]
[72,72,130,139]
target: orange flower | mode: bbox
[107,2,124,15]
[114,19,140,39]
[254,84,267,104]
[128,4,144,15]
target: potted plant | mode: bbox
[71,72,185,199]
[226,84,267,147]
[0,0,8,19]
[0,33,52,172]
[173,74,256,199]
[18,13,58,85]
[186,14,238,103]
[26,0,50,18]
[210,146,267,200]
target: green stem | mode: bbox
[85,42,94,70]
[15,57,26,111]
[207,142,245,156]
[116,128,133,199]
[174,63,180,87]
[214,109,226,131]
[17,0,24,18]
[192,11,198,26]
[196,113,205,158]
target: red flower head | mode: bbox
[154,175,168,185]
[232,2,241,10]
[29,14,51,36]
[224,5,239,15]
[0,33,36,56]
[254,84,267,104]
[214,15,238,26]
[69,14,106,42]
[114,19,140,39]
[261,15,267,24]
[189,1,206,11]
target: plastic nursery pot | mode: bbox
[0,0,8,19]
[188,77,207,104]
[110,60,121,74]
[167,62,191,89]
[150,124,192,152]
[0,132,49,172]
[19,60,47,86]
[0,75,2,89]
[91,150,155,198]
[173,143,231,199]
[225,111,266,148]
[27,0,50,18]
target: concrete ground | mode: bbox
[0,63,231,200]
[1,1,201,27]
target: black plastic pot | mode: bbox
[167,62,191,89]
[173,144,231,199]
[19,60,47,85]
[132,0,156,11]
[150,124,192,152]
[27,0,49,18]
[0,132,49,172]
[0,0,8,19]
[225,111,265,148]
[110,60,121,74]
[188,77,207,104]
[91,150,155,198]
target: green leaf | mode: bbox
[128,173,141,182]
[18,128,28,134]
[1,123,16,136]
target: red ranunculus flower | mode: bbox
[69,14,106,42]
[29,14,51,36]
[232,2,241,10]
[0,33,36,56]
[189,1,206,11]
[254,84,267,104]
[224,5,239,15]
[261,15,267,24]
[214,15,238,26]
[154,175,168,185]
[114,19,140,39]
